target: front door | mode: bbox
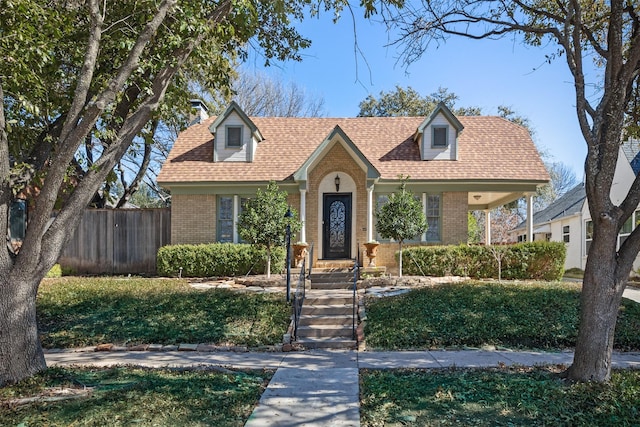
[322,194,352,259]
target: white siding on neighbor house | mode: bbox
[422,113,457,161]
[609,150,636,204]
[560,216,582,270]
[214,111,252,162]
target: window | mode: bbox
[425,194,441,242]
[217,195,250,243]
[585,220,593,254]
[226,126,242,148]
[517,234,527,242]
[619,215,633,248]
[563,225,570,243]
[374,194,389,242]
[9,200,27,253]
[217,196,234,242]
[375,192,441,243]
[432,126,448,148]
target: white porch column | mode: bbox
[526,193,534,243]
[299,189,306,243]
[367,185,374,242]
[484,209,491,245]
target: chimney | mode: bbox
[189,99,209,125]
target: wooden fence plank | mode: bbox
[58,208,171,275]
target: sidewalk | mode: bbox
[45,349,640,427]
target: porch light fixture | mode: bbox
[473,194,481,200]
[335,174,340,192]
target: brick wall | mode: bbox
[370,191,469,272]
[442,191,468,244]
[307,143,367,265]
[171,194,216,244]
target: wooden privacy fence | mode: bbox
[59,208,171,275]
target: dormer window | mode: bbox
[432,125,448,148]
[226,125,243,148]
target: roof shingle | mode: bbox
[158,115,549,185]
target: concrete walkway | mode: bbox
[45,349,640,427]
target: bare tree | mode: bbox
[378,0,640,383]
[230,71,326,117]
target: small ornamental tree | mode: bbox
[376,179,428,277]
[238,181,301,278]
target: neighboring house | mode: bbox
[511,139,640,272]
[158,101,549,269]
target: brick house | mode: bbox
[158,101,549,269]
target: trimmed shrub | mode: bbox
[402,242,566,281]
[46,264,63,278]
[157,243,285,277]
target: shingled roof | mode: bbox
[158,115,549,185]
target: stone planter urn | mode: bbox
[364,241,380,267]
[292,242,309,267]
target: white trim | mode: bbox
[526,193,534,243]
[300,189,307,243]
[367,186,374,242]
[485,209,491,245]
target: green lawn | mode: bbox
[0,366,271,427]
[360,367,640,426]
[37,277,290,348]
[364,281,640,351]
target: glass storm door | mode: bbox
[322,194,352,259]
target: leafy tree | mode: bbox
[468,212,482,244]
[376,179,428,277]
[237,181,301,278]
[358,85,482,117]
[377,0,640,383]
[0,0,396,385]
[127,182,167,208]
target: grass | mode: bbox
[360,367,640,426]
[0,366,271,427]
[37,277,290,348]
[364,281,640,351]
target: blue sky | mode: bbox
[244,9,590,180]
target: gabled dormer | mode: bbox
[208,101,263,162]
[414,102,464,161]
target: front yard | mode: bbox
[37,277,290,349]
[10,276,636,426]
[0,366,271,427]
[363,280,640,351]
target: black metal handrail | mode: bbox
[352,244,360,340]
[307,242,314,278]
[292,254,307,341]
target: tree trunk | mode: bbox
[0,274,46,386]
[398,241,403,278]
[568,223,626,382]
[266,247,271,279]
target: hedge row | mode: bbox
[400,242,566,281]
[157,243,285,277]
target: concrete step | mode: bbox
[311,282,356,291]
[298,314,353,326]
[301,304,353,316]
[313,261,354,270]
[295,337,357,349]
[296,325,354,338]
[310,276,354,285]
[304,294,353,305]
[303,290,355,305]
